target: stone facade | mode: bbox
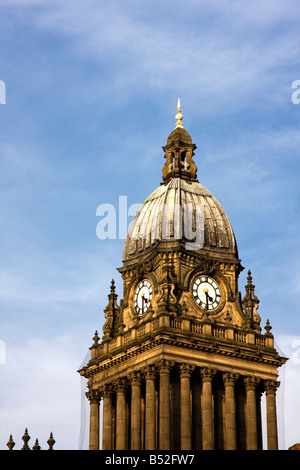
[78,103,287,450]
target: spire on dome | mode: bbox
[175,98,183,128]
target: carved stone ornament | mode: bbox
[102,279,120,338]
[133,258,153,282]
[196,253,220,275]
[157,257,178,312]
[86,388,100,403]
[242,270,261,330]
[223,371,239,385]
[200,367,217,381]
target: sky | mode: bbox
[0,0,299,450]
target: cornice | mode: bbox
[79,330,286,379]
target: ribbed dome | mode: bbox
[122,178,238,262]
[123,102,238,263]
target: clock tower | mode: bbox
[78,102,286,451]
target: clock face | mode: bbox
[192,275,221,311]
[134,279,153,315]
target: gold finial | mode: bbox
[175,97,183,128]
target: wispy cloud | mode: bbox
[3,0,299,109]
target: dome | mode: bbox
[123,177,238,262]
[122,101,238,263]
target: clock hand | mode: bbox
[203,289,213,308]
[141,292,148,312]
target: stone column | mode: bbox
[244,377,259,450]
[88,390,100,450]
[102,386,113,450]
[256,385,264,450]
[201,368,215,450]
[145,365,156,450]
[115,378,127,450]
[159,360,173,450]
[130,372,142,450]
[180,364,193,450]
[265,380,280,450]
[223,372,239,450]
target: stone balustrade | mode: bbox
[94,314,274,358]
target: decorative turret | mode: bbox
[242,270,261,331]
[162,100,198,183]
[102,279,120,339]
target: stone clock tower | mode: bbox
[78,102,286,451]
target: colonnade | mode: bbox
[87,361,279,451]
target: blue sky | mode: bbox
[0,0,299,450]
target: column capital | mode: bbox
[264,379,280,395]
[200,367,216,382]
[128,371,142,385]
[157,359,175,374]
[142,364,157,380]
[179,363,195,378]
[244,376,260,391]
[223,371,239,385]
[113,377,127,392]
[86,389,101,404]
[101,384,113,398]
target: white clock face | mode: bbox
[134,279,153,315]
[192,275,221,311]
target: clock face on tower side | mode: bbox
[192,275,221,311]
[134,279,153,315]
